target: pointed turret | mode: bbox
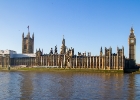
[131,27,134,33]
[100,46,102,53]
[122,46,124,50]
[42,49,43,54]
[22,32,24,39]
[62,35,65,45]
[100,46,103,56]
[32,33,34,39]
[105,47,106,56]
[50,48,53,54]
[129,27,135,38]
[27,25,29,33]
[122,46,124,56]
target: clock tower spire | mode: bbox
[128,27,136,62]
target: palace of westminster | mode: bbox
[0,27,137,70]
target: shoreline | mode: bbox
[0,67,124,73]
[0,67,140,74]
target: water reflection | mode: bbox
[57,73,74,99]
[135,74,140,100]
[20,72,34,100]
[29,72,75,100]
[70,73,125,99]
[0,72,140,100]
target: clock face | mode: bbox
[131,39,134,43]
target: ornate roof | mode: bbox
[129,27,135,38]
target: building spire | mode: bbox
[32,33,34,39]
[62,35,65,45]
[130,26,134,33]
[27,26,29,33]
[100,46,103,56]
[22,32,24,38]
[129,27,135,38]
[100,46,102,53]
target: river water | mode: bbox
[0,72,140,100]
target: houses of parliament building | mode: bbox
[0,27,137,70]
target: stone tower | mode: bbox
[22,29,34,53]
[60,35,66,54]
[128,27,136,62]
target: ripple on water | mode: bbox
[0,72,23,100]
[0,72,140,100]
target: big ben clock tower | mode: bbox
[128,27,136,62]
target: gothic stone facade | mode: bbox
[22,32,34,53]
[0,27,136,70]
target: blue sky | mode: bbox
[0,0,140,63]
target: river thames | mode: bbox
[0,72,140,100]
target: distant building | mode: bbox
[0,27,137,70]
[0,49,17,55]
